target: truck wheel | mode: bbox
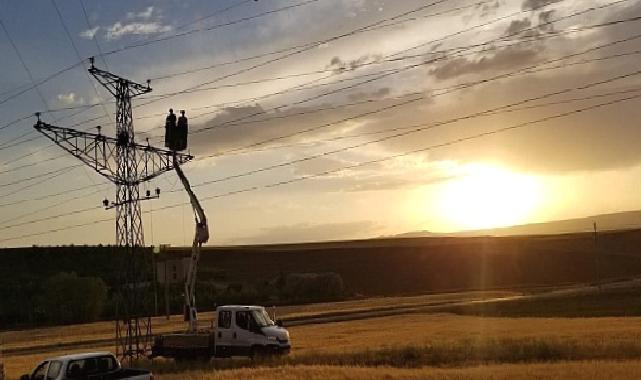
[250,346,265,360]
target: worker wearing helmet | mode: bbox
[177,110,188,151]
[165,109,176,149]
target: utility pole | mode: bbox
[33,58,192,363]
[152,245,159,317]
[0,338,5,380]
[165,257,170,320]
[594,221,601,291]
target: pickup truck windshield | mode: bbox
[66,356,118,379]
[252,309,274,327]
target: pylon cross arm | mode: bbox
[34,120,193,185]
[89,66,151,98]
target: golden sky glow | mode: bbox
[434,163,544,231]
[3,0,641,246]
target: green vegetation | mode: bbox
[0,246,146,327]
[0,246,347,328]
[446,287,641,317]
[39,272,108,324]
[141,338,641,375]
[5,229,641,328]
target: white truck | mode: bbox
[19,352,153,380]
[151,305,291,360]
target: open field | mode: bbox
[158,361,641,380]
[0,290,513,353]
[5,230,641,378]
[6,304,641,378]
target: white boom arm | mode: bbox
[173,155,209,333]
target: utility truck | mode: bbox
[19,352,152,380]
[152,305,291,360]
[151,129,291,360]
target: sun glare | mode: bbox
[436,164,543,231]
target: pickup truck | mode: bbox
[152,305,291,360]
[20,352,153,380]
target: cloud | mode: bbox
[504,18,532,36]
[127,6,155,20]
[233,220,382,244]
[429,46,541,81]
[341,173,458,192]
[478,1,501,17]
[327,54,383,74]
[291,156,351,176]
[105,21,172,40]
[56,92,85,105]
[79,26,100,40]
[522,0,562,11]
[347,87,391,101]
[186,90,430,157]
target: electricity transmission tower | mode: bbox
[34,57,192,361]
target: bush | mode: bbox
[278,272,345,302]
[38,272,108,324]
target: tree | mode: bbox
[39,272,108,324]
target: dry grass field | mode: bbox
[5,308,641,378]
[159,361,641,380]
[0,290,512,352]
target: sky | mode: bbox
[2,0,641,247]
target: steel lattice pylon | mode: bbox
[34,58,192,362]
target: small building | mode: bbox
[156,257,190,284]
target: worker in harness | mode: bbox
[176,110,188,151]
[165,109,176,149]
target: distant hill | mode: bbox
[396,210,641,238]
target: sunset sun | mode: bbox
[436,164,543,231]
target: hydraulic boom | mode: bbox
[173,155,209,333]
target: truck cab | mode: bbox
[151,305,291,360]
[215,305,290,358]
[19,352,152,380]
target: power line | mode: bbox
[132,0,454,110]
[0,16,52,115]
[0,165,82,190]
[78,0,109,69]
[186,10,641,138]
[0,59,85,108]
[0,0,557,136]
[8,69,641,228]
[39,4,641,141]
[68,0,626,139]
[0,0,316,112]
[3,11,639,183]
[171,92,641,205]
[0,154,66,175]
[0,166,78,200]
[0,186,104,228]
[174,0,256,32]
[147,0,492,81]
[0,216,114,244]
[189,23,641,158]
[100,0,323,58]
[0,182,109,209]
[4,22,639,204]
[135,1,638,145]
[5,89,640,243]
[226,86,641,157]
[177,68,641,191]
[51,0,112,123]
[5,83,638,227]
[0,2,632,202]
